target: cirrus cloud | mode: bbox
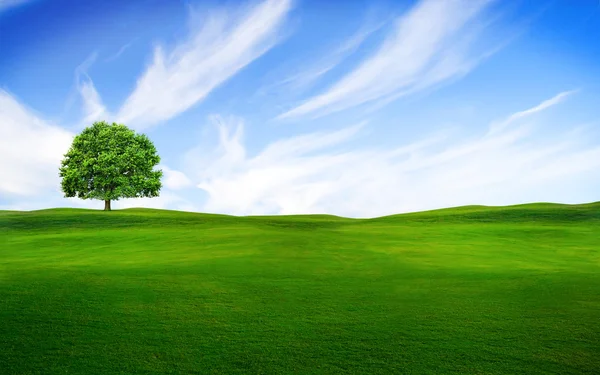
[115,0,294,130]
[277,0,500,120]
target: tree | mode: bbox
[59,121,163,211]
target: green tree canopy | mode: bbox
[59,121,163,210]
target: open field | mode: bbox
[1,203,599,374]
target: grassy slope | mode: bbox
[1,203,599,374]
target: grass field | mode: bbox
[1,203,599,374]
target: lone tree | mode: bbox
[59,121,163,211]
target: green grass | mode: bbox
[1,203,599,374]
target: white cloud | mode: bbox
[160,165,193,190]
[0,90,74,197]
[116,0,293,130]
[193,116,367,215]
[277,0,499,120]
[194,91,600,217]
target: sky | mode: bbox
[1,0,600,217]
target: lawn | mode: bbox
[1,203,599,374]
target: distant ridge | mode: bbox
[370,201,600,223]
[1,201,598,222]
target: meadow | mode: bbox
[1,203,599,374]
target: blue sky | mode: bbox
[1,0,600,217]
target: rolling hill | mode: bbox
[1,203,599,374]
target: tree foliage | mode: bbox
[59,121,162,210]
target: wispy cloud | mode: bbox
[104,39,137,62]
[75,52,107,125]
[489,89,577,133]
[194,91,600,217]
[267,15,385,93]
[277,0,500,120]
[115,0,294,130]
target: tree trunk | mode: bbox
[104,199,111,211]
